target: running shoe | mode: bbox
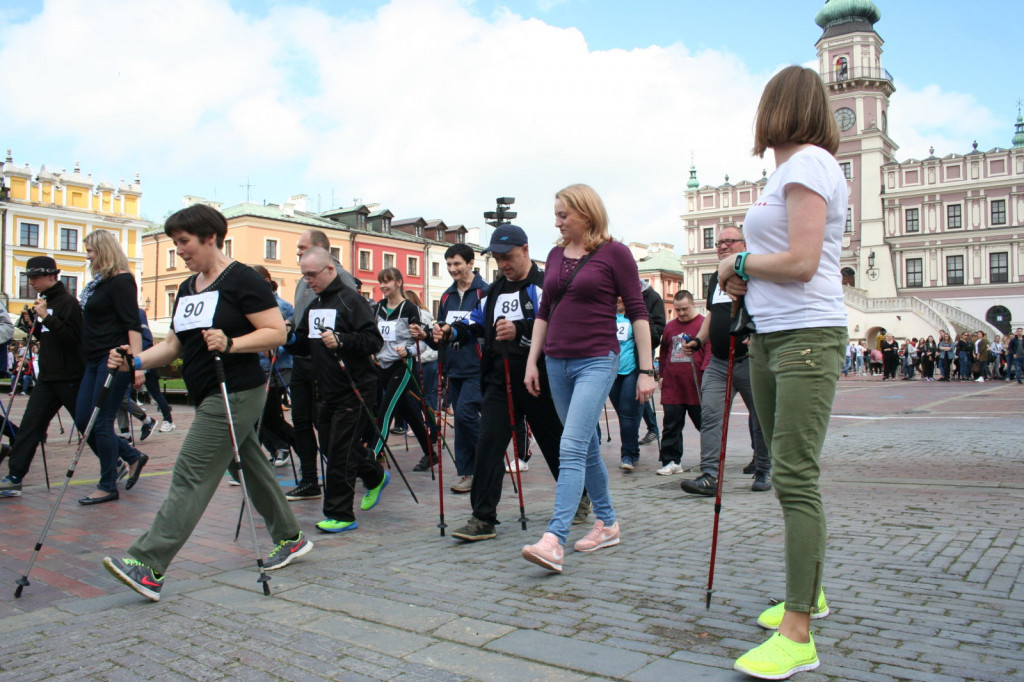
[573,520,620,552]
[264,532,314,570]
[158,421,177,433]
[316,519,358,533]
[360,471,389,511]
[522,532,564,572]
[0,474,23,497]
[656,462,683,476]
[450,516,496,541]
[140,418,156,442]
[103,556,163,602]
[505,458,529,473]
[757,589,829,629]
[734,632,819,679]
[285,480,321,501]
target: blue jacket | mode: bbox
[430,273,488,379]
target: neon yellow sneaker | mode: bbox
[734,632,819,679]
[757,588,829,629]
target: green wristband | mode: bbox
[734,251,750,281]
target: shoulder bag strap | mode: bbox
[547,242,603,321]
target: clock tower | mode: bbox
[815,0,898,296]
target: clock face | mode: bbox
[835,107,856,132]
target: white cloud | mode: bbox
[888,83,1003,161]
[0,0,1003,254]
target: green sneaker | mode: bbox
[757,588,829,629]
[360,471,389,511]
[734,632,819,679]
[316,518,358,533]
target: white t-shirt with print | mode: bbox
[742,145,848,333]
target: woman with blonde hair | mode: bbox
[522,183,654,572]
[716,65,848,678]
[76,230,148,504]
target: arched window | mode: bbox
[841,266,856,287]
[835,56,849,81]
[986,305,1012,335]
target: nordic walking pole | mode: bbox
[1,318,41,445]
[15,351,123,598]
[213,355,272,596]
[706,298,743,610]
[497,319,528,530]
[435,353,446,535]
[603,403,612,442]
[314,323,418,504]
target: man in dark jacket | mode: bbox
[434,225,565,541]
[290,247,386,533]
[1,257,85,497]
[639,280,666,445]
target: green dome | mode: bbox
[1013,114,1024,149]
[815,0,881,28]
[686,163,699,190]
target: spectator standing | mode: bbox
[657,291,706,476]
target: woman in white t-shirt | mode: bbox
[717,66,847,680]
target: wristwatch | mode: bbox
[638,369,655,376]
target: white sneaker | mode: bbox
[505,458,529,473]
[159,421,176,432]
[975,377,985,382]
[656,462,683,476]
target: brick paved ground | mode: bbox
[0,375,1021,680]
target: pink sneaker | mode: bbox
[522,532,564,572]
[573,520,620,552]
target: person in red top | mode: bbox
[656,290,707,471]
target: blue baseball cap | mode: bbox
[482,224,528,254]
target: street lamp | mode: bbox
[866,250,879,281]
[484,196,516,227]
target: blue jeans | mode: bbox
[76,358,143,493]
[448,375,482,476]
[958,351,971,379]
[545,352,619,543]
[608,371,642,460]
[1013,356,1024,381]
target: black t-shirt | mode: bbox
[705,272,748,361]
[172,262,277,404]
[82,272,143,360]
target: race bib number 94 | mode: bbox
[494,293,524,322]
[174,291,219,332]
[308,309,337,338]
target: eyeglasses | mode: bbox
[715,238,744,248]
[300,265,329,281]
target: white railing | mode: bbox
[842,287,998,336]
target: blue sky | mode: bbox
[0,0,1016,248]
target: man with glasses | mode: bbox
[679,227,772,495]
[285,229,360,502]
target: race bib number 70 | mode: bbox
[174,291,219,332]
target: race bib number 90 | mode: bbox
[308,309,337,338]
[377,320,397,342]
[174,291,219,332]
[494,293,524,322]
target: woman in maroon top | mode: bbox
[522,184,655,573]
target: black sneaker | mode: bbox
[264,532,314,571]
[742,457,756,475]
[140,418,156,442]
[103,556,163,602]
[285,480,322,501]
[390,426,405,435]
[638,430,658,446]
[680,473,717,496]
[412,455,437,472]
[451,517,496,541]
[751,471,773,492]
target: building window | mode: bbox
[845,208,853,233]
[431,261,440,278]
[946,255,964,286]
[990,252,1009,283]
[60,275,78,297]
[840,162,852,179]
[166,248,176,269]
[906,258,923,288]
[703,228,714,250]
[702,272,713,299]
[223,239,233,258]
[329,246,341,261]
[946,204,962,229]
[407,256,419,277]
[383,253,395,269]
[358,250,372,271]
[457,232,465,244]
[18,273,31,299]
[991,199,1006,226]
[166,290,177,314]
[265,239,279,260]
[19,222,39,247]
[383,218,391,232]
[59,227,78,251]
[905,208,919,233]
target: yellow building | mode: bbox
[0,151,151,313]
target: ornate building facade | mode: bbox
[682,0,1023,341]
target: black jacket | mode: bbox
[291,276,384,403]
[27,282,85,382]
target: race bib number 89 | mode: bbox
[494,293,524,322]
[174,291,219,332]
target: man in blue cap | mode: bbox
[433,225,567,540]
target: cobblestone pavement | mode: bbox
[0,376,1021,681]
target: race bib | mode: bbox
[494,293,524,322]
[174,291,219,332]
[377,320,397,342]
[41,308,53,333]
[710,282,731,306]
[616,322,630,342]
[446,310,469,325]
[307,309,337,338]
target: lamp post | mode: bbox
[483,196,516,227]
[866,250,879,281]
